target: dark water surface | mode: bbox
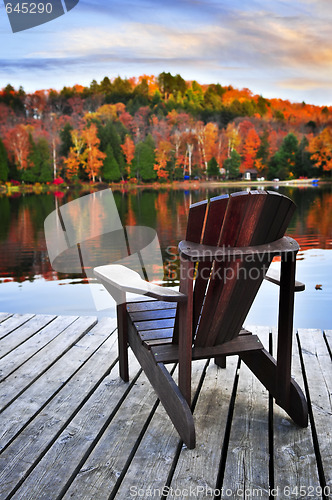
[0,183,331,329]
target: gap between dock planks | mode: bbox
[0,313,35,341]
[0,314,56,359]
[297,328,332,495]
[166,356,239,500]
[272,327,320,497]
[113,359,211,499]
[221,327,270,499]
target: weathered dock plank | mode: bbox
[0,315,331,500]
[62,367,167,500]
[0,315,97,411]
[272,328,320,498]
[0,319,116,498]
[0,313,35,341]
[0,314,56,360]
[324,330,332,357]
[0,312,13,324]
[114,359,209,499]
[298,329,332,492]
[0,317,117,451]
[221,327,270,499]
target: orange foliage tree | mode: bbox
[82,123,106,182]
[225,123,240,158]
[204,122,218,163]
[154,140,172,179]
[5,124,31,170]
[308,127,332,172]
[63,128,85,181]
[121,135,135,178]
[63,149,80,180]
[241,128,261,173]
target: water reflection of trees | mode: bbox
[284,187,332,250]
[0,187,331,283]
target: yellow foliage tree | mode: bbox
[308,128,332,172]
[81,124,106,182]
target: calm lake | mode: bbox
[0,183,331,330]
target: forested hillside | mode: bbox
[0,72,331,184]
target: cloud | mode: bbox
[1,0,331,104]
[27,5,330,75]
[279,78,332,91]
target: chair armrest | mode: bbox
[94,264,187,302]
[264,268,305,292]
[179,236,299,262]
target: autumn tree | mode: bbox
[63,149,81,180]
[121,135,135,178]
[204,122,219,163]
[0,137,9,181]
[63,128,85,180]
[82,123,106,182]
[241,128,261,173]
[308,127,332,174]
[5,124,31,171]
[225,122,240,158]
[154,140,172,180]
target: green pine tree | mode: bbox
[102,144,122,182]
[132,135,156,181]
[224,150,241,179]
[59,123,74,158]
[98,120,126,175]
[22,136,52,183]
[207,157,220,178]
[269,133,299,180]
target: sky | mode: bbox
[0,0,332,106]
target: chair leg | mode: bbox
[117,303,129,382]
[276,255,296,405]
[240,349,308,427]
[128,322,196,448]
[215,355,227,368]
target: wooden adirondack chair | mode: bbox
[94,190,308,449]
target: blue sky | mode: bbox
[1,0,331,105]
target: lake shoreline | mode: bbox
[1,177,327,195]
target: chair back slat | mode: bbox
[185,200,207,243]
[192,191,295,348]
[193,194,229,330]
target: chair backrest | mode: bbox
[183,190,295,347]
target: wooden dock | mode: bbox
[0,312,331,499]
